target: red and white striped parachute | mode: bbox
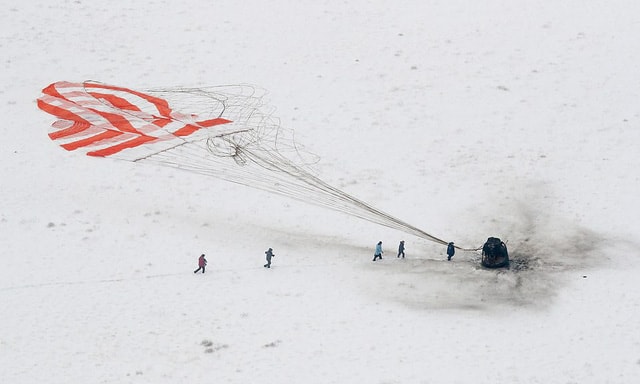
[37,81,243,161]
[38,80,457,248]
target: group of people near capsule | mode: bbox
[372,240,456,261]
[194,240,456,273]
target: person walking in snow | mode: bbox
[264,247,275,268]
[397,240,405,258]
[373,241,384,261]
[447,242,455,261]
[194,253,207,273]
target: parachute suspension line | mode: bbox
[124,84,462,248]
[241,146,450,245]
[139,136,449,246]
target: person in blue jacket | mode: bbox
[264,247,275,268]
[447,242,455,261]
[397,240,405,258]
[373,241,384,261]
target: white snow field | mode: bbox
[1,1,639,383]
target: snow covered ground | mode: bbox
[1,0,640,383]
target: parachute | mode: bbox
[38,81,472,250]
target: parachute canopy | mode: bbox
[37,81,241,160]
[38,81,469,250]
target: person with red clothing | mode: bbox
[194,254,207,274]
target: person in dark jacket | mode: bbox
[447,242,455,261]
[264,247,275,268]
[397,240,405,258]
[373,241,383,261]
[194,254,207,273]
